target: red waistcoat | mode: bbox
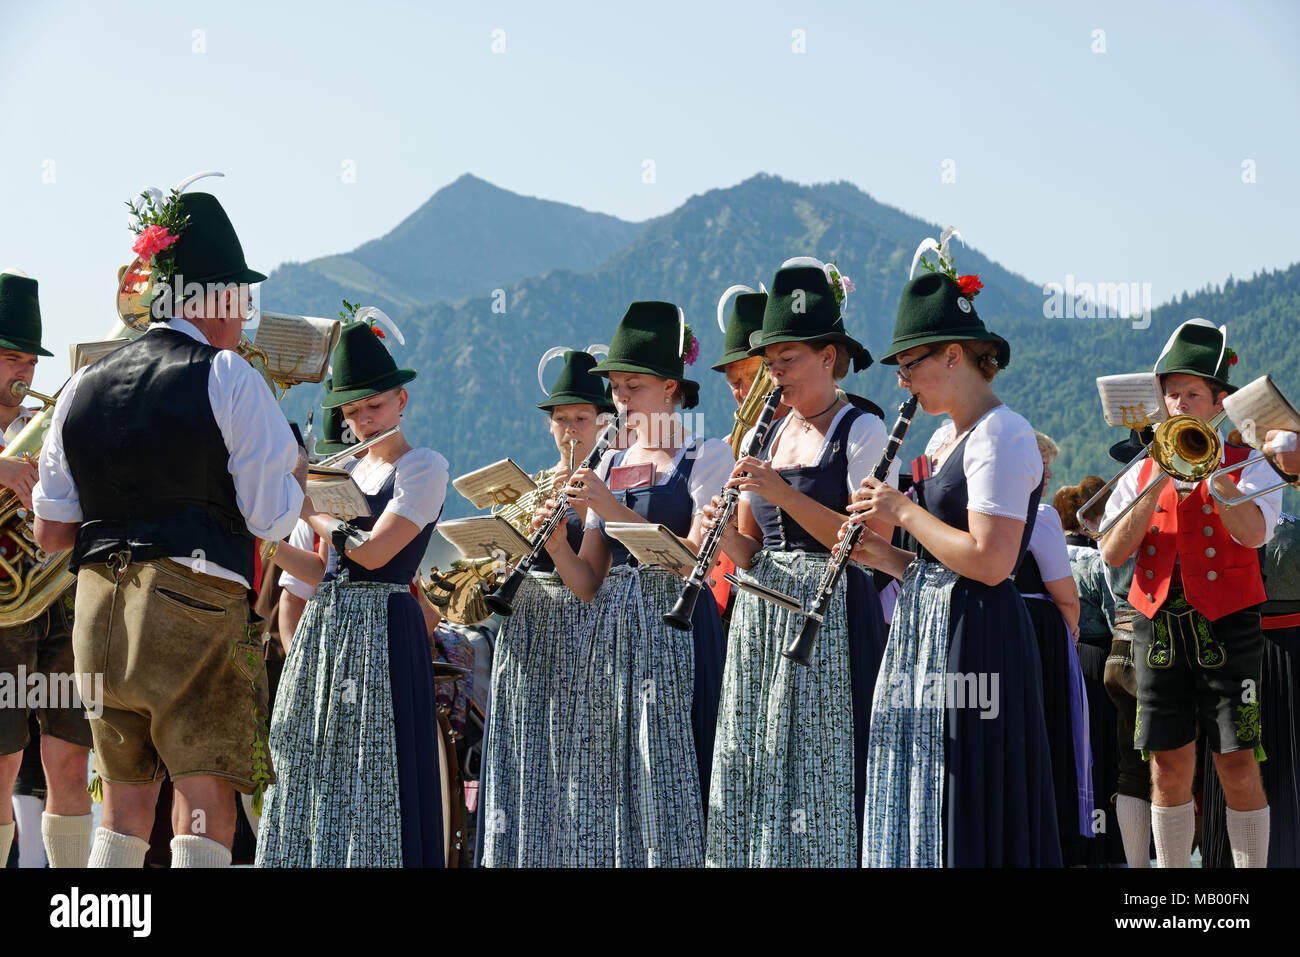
[1128,443,1265,621]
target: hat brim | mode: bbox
[537,392,617,413]
[589,359,700,409]
[747,331,872,373]
[710,348,756,372]
[1156,367,1237,395]
[880,330,1010,369]
[0,337,54,358]
[322,368,417,408]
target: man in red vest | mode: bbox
[1101,319,1281,868]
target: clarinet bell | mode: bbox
[662,583,700,632]
[782,616,821,666]
[484,569,524,617]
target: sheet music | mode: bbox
[451,458,538,510]
[437,515,534,562]
[252,312,341,384]
[603,522,697,571]
[1223,375,1300,449]
[306,465,371,520]
[1096,373,1167,429]
[70,338,131,373]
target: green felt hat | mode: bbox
[164,192,267,287]
[880,271,1009,368]
[0,272,53,357]
[322,321,417,408]
[747,263,871,372]
[712,286,767,371]
[1153,319,1235,394]
[537,349,616,413]
[313,379,357,455]
[589,301,700,409]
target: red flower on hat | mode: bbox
[132,224,179,262]
[957,274,983,298]
[1226,346,1238,366]
[372,326,386,339]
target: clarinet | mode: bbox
[484,413,623,616]
[783,393,919,665]
[663,386,784,632]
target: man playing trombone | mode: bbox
[1099,319,1281,868]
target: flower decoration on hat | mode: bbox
[1225,346,1239,366]
[910,226,983,304]
[780,256,855,312]
[123,171,226,291]
[338,300,404,345]
[827,260,856,306]
[678,307,698,366]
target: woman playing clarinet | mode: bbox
[540,301,731,866]
[703,258,894,867]
[479,349,614,866]
[845,245,1061,867]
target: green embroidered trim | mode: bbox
[1193,613,1225,669]
[230,623,271,816]
[1148,615,1174,669]
[1235,701,1261,744]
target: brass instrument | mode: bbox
[0,382,74,626]
[728,361,776,458]
[421,560,500,626]
[1079,410,1229,536]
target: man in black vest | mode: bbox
[33,193,308,868]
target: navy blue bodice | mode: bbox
[914,429,1040,576]
[533,509,585,574]
[600,441,701,568]
[340,467,439,585]
[751,406,866,553]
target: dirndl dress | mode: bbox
[706,406,887,867]
[256,466,444,868]
[556,440,726,867]
[480,511,592,866]
[863,409,1061,867]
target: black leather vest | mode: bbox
[62,327,255,583]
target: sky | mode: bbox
[2,0,1298,393]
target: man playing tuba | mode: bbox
[1100,319,1281,868]
[0,270,95,868]
[32,192,308,868]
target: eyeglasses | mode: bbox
[896,350,936,382]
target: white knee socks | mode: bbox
[88,826,150,868]
[170,834,231,868]
[1225,806,1270,868]
[42,812,93,868]
[1151,800,1195,868]
[1116,795,1152,868]
[0,820,13,867]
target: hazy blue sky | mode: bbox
[2,0,1297,391]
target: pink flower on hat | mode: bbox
[132,225,178,262]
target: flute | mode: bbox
[484,413,623,616]
[663,386,785,631]
[783,393,919,666]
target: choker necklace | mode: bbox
[792,396,840,433]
